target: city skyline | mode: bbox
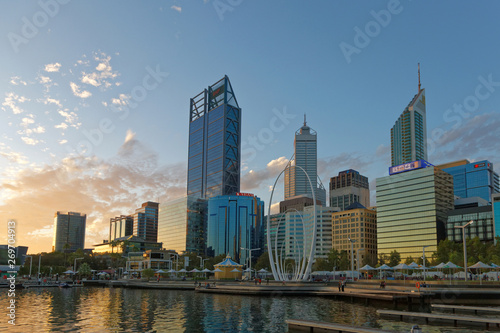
[1,2,500,253]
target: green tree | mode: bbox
[142,268,155,280]
[338,251,350,270]
[254,252,271,271]
[378,253,389,266]
[312,258,331,271]
[388,250,401,267]
[405,256,414,265]
[78,262,91,277]
[205,254,226,270]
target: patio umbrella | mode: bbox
[392,263,412,284]
[190,268,201,273]
[243,268,253,272]
[167,269,177,273]
[230,268,241,272]
[359,265,376,279]
[212,268,223,273]
[408,262,420,269]
[441,262,461,283]
[470,261,493,284]
[490,263,500,268]
[377,264,392,280]
[156,269,166,274]
[63,270,75,274]
[201,268,212,273]
[257,268,268,273]
[432,262,446,269]
[178,268,187,273]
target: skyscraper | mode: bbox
[52,211,86,252]
[391,65,427,166]
[187,75,241,199]
[284,117,326,205]
[329,169,370,211]
[109,215,133,242]
[133,201,159,242]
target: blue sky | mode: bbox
[1,1,500,253]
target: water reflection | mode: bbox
[0,288,488,332]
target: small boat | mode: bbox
[59,283,71,288]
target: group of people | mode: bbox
[338,279,347,292]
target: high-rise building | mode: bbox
[206,193,264,264]
[376,165,454,259]
[279,194,321,213]
[329,169,370,211]
[447,206,494,243]
[332,204,377,266]
[493,193,500,241]
[52,212,86,252]
[187,75,241,199]
[157,196,207,255]
[437,160,499,203]
[391,66,427,166]
[109,215,133,242]
[284,117,326,205]
[133,202,159,242]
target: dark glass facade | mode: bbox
[109,215,133,241]
[441,160,499,203]
[447,206,494,243]
[206,195,264,264]
[187,76,241,199]
[52,212,86,252]
[133,202,159,242]
[493,194,500,241]
[329,169,370,211]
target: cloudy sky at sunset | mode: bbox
[1,1,500,253]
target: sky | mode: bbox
[1,1,500,254]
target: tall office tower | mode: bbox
[187,76,241,199]
[437,160,499,204]
[157,197,207,255]
[284,117,326,206]
[206,193,264,264]
[109,215,133,242]
[133,201,159,242]
[376,166,454,259]
[52,212,86,252]
[493,193,500,242]
[329,169,370,211]
[391,65,427,166]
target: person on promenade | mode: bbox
[338,280,341,292]
[341,280,346,292]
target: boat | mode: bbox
[59,283,71,288]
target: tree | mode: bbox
[110,240,118,253]
[405,256,414,265]
[388,250,401,267]
[78,263,91,277]
[312,258,331,271]
[254,252,271,271]
[378,253,389,266]
[142,268,155,280]
[205,254,226,270]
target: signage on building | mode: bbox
[210,85,225,100]
[236,192,254,197]
[389,159,432,175]
[474,163,486,168]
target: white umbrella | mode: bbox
[490,263,500,268]
[392,263,412,270]
[243,268,253,272]
[442,261,461,269]
[469,261,493,269]
[156,269,166,273]
[123,271,129,275]
[63,270,75,274]
[432,262,446,269]
[359,264,376,271]
[201,268,212,273]
[408,262,420,269]
[178,268,187,273]
[167,269,177,273]
[190,268,201,273]
[213,268,223,273]
[230,268,241,273]
[257,268,268,273]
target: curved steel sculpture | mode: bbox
[266,164,317,281]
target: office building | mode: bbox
[187,76,241,199]
[109,215,133,242]
[133,202,159,242]
[52,211,86,252]
[206,193,264,264]
[92,235,162,254]
[284,117,326,205]
[391,66,427,166]
[157,196,207,255]
[376,165,454,259]
[447,206,494,243]
[493,193,500,241]
[279,194,321,213]
[454,197,489,209]
[437,159,499,203]
[329,169,370,210]
[332,204,377,266]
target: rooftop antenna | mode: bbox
[304,113,307,126]
[418,63,421,93]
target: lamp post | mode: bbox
[356,248,365,280]
[170,253,179,271]
[422,245,430,281]
[24,255,32,279]
[74,257,84,272]
[38,254,42,278]
[454,220,473,281]
[348,237,356,280]
[197,255,203,269]
[241,247,261,280]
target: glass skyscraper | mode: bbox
[187,76,241,199]
[376,166,454,259]
[438,160,499,203]
[133,202,159,242]
[284,118,326,205]
[206,194,264,264]
[390,71,427,166]
[109,215,133,242]
[52,211,86,252]
[493,193,500,242]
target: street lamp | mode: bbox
[348,237,356,280]
[197,255,203,269]
[170,253,179,270]
[454,220,473,281]
[74,257,84,272]
[422,245,430,281]
[241,247,261,280]
[24,255,33,279]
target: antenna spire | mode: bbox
[418,63,421,93]
[304,113,307,126]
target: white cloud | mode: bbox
[40,97,62,107]
[2,93,30,114]
[111,94,130,106]
[44,63,61,72]
[10,76,27,86]
[55,122,69,130]
[58,139,68,144]
[171,5,182,13]
[125,129,135,143]
[0,151,29,165]
[21,137,40,145]
[70,82,92,99]
[27,225,54,238]
[58,109,81,129]
[79,52,118,90]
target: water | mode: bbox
[0,287,491,332]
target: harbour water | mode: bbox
[0,287,489,332]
